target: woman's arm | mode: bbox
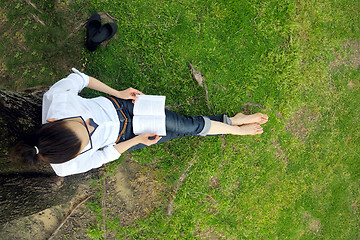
[87,77,161,152]
[87,76,144,101]
[113,133,161,153]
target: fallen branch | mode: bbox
[106,12,118,21]
[73,3,88,18]
[254,8,262,21]
[161,55,166,66]
[25,0,43,13]
[188,63,203,87]
[204,84,211,111]
[347,144,360,158]
[198,23,201,39]
[30,13,45,26]
[101,174,107,240]
[214,83,228,91]
[143,23,168,27]
[65,21,87,40]
[235,28,244,34]
[48,194,93,240]
[188,63,214,113]
[188,191,216,203]
[167,157,197,217]
[175,11,181,23]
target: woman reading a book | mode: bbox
[13,69,268,177]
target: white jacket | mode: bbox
[42,69,121,177]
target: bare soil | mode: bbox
[0,154,166,240]
[285,107,320,142]
[330,40,360,71]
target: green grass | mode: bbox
[1,0,359,239]
[81,0,360,239]
[0,0,89,89]
[83,0,359,239]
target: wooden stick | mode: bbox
[198,23,201,39]
[235,28,244,34]
[161,55,167,66]
[48,194,93,240]
[175,11,181,24]
[254,9,261,21]
[144,23,169,27]
[101,176,107,240]
[106,12,118,21]
[30,13,45,26]
[167,158,197,217]
[191,191,217,202]
[25,0,43,13]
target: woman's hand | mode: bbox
[87,77,144,103]
[137,133,162,146]
[116,88,144,103]
[114,133,161,154]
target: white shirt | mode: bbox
[42,68,121,177]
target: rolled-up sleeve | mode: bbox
[47,68,89,94]
[42,68,90,123]
[50,145,121,177]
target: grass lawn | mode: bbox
[1,0,360,239]
[83,0,360,239]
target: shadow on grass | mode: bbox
[0,0,91,90]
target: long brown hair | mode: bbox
[11,121,82,165]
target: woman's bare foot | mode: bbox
[230,113,268,126]
[232,123,263,135]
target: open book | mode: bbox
[133,95,166,136]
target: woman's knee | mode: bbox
[165,110,205,135]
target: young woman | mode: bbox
[13,68,268,177]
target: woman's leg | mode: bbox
[121,100,267,150]
[126,109,226,150]
[207,121,263,135]
[127,110,265,151]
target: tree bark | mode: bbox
[0,89,98,225]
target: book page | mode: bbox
[133,115,166,136]
[133,95,166,116]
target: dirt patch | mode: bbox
[303,212,321,234]
[0,183,93,240]
[195,227,226,240]
[7,30,27,51]
[351,201,358,214]
[208,175,220,189]
[56,156,166,240]
[330,40,360,70]
[272,140,289,167]
[285,107,320,141]
[0,155,166,240]
[0,57,7,78]
[104,157,165,230]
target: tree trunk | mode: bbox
[0,89,98,225]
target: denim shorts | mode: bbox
[107,97,227,151]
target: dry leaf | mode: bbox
[188,63,204,87]
[188,63,213,111]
